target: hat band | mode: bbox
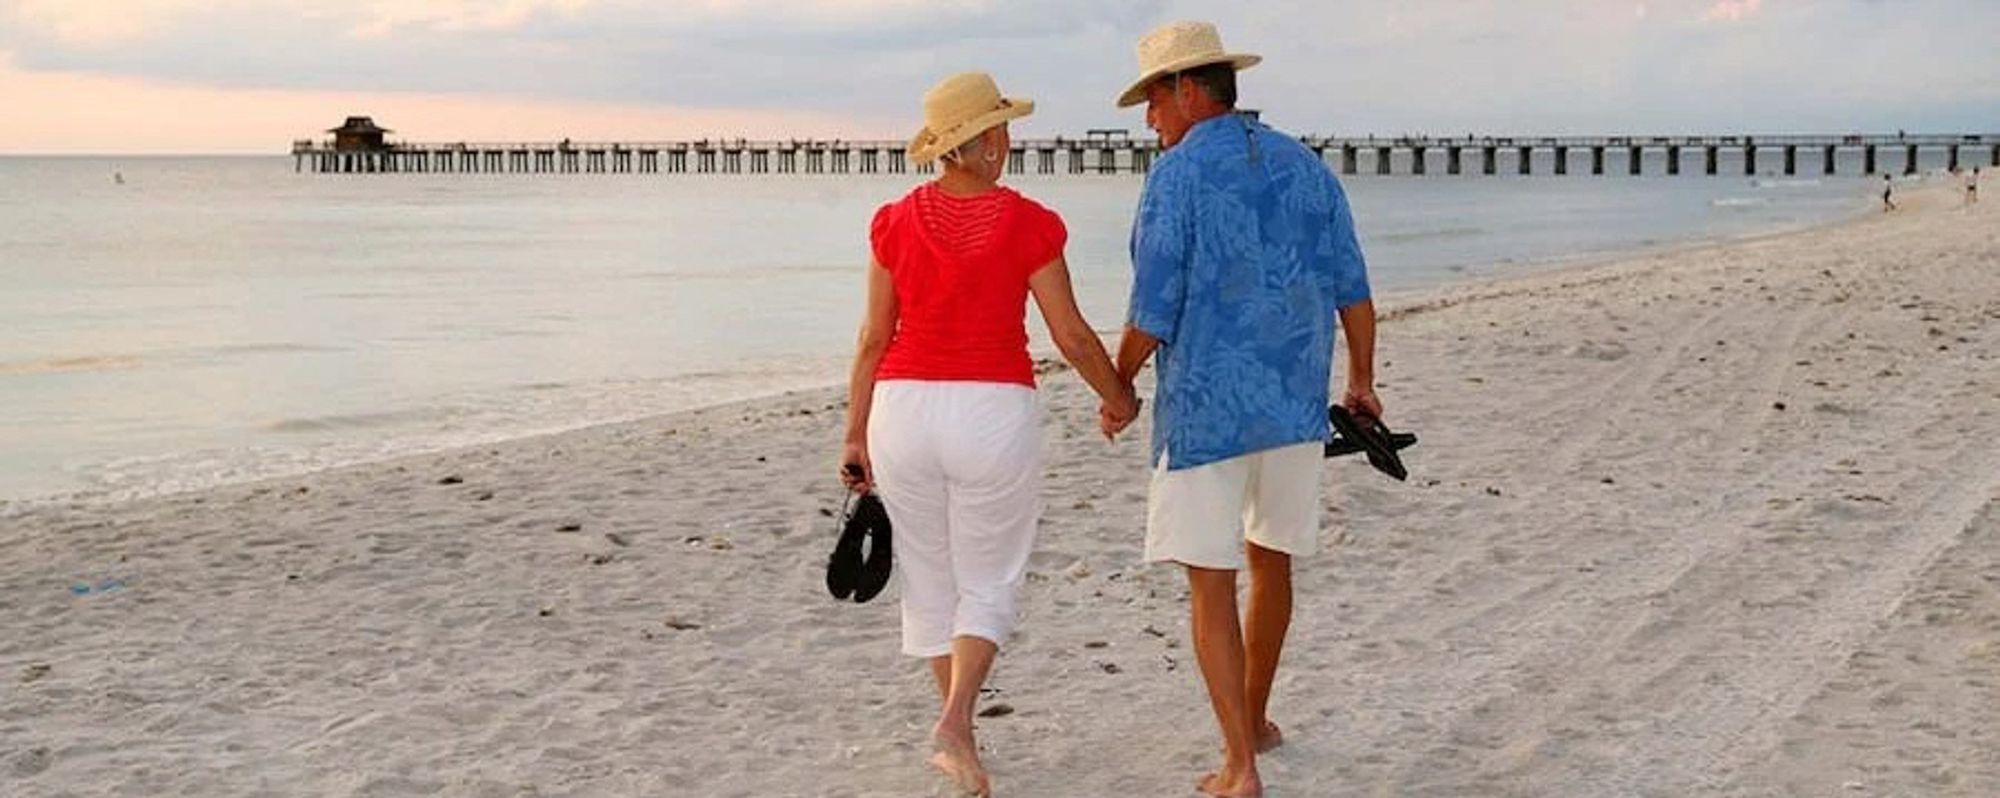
[929,100,1014,138]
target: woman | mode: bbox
[840,72,1138,796]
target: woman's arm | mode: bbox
[841,262,897,491]
[1029,257,1138,434]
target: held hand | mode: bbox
[1099,390,1141,441]
[1342,387,1384,421]
[839,442,874,494]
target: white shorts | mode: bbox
[868,380,1043,657]
[1145,442,1324,570]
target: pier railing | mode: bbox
[291,133,2000,177]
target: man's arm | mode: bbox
[1114,324,1159,385]
[1338,299,1381,419]
[1099,325,1158,438]
[1105,163,1190,438]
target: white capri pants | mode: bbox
[868,380,1043,658]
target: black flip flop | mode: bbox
[825,492,866,601]
[826,492,894,604]
[850,494,894,604]
[1325,430,1419,457]
[1326,404,1412,481]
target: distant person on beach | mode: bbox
[839,71,1138,797]
[1967,167,1981,206]
[1103,21,1377,798]
[1883,174,1897,212]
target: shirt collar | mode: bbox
[1180,113,1249,149]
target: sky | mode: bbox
[2,0,1997,154]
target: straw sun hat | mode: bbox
[906,72,1035,165]
[1115,21,1261,108]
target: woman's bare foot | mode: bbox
[929,722,991,797]
[1255,720,1283,753]
[1221,721,1284,755]
[1197,766,1263,798]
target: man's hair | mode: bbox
[1175,63,1238,108]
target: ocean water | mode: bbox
[0,154,1901,505]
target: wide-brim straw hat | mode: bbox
[907,72,1035,165]
[1116,21,1261,108]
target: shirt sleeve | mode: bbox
[868,203,896,271]
[1128,164,1193,343]
[1025,201,1068,277]
[1326,176,1372,309]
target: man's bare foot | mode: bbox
[1197,766,1263,798]
[929,723,991,797]
[1255,720,1283,753]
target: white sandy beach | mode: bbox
[3,178,1996,797]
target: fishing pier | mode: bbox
[296,118,1998,178]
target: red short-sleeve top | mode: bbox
[869,183,1068,388]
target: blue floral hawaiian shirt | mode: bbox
[1129,113,1372,470]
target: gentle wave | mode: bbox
[617,263,859,282]
[262,408,450,434]
[0,355,143,376]
[1712,197,1774,208]
[205,342,343,356]
[1371,226,1489,244]
[7,365,850,512]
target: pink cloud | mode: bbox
[350,0,596,38]
[8,0,214,46]
[1702,0,1763,23]
[0,52,885,154]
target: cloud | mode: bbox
[0,0,1168,126]
[1701,0,1763,23]
[2,0,1997,152]
[0,49,866,153]
[350,0,597,38]
[8,0,215,46]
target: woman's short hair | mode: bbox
[943,125,997,166]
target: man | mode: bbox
[1100,20,1378,798]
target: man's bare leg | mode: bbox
[929,635,996,796]
[1187,565,1263,798]
[1243,543,1292,753]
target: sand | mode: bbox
[3,178,1996,797]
